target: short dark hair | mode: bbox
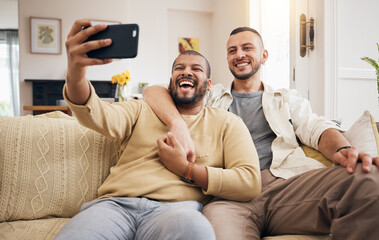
[172,50,211,78]
[230,27,264,48]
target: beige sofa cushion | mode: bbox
[0,111,120,222]
[0,218,69,240]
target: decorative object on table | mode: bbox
[30,17,62,54]
[138,82,149,94]
[178,37,199,54]
[112,70,131,102]
[361,43,379,101]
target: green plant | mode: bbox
[138,82,148,87]
[361,43,379,100]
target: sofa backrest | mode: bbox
[0,111,120,222]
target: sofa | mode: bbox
[0,110,378,240]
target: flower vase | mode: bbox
[115,84,128,102]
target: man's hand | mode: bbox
[157,132,189,177]
[65,19,113,104]
[170,119,196,162]
[143,86,197,162]
[332,147,379,173]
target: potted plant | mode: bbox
[138,82,149,94]
[361,43,379,101]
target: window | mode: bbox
[0,29,19,116]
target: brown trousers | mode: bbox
[202,164,379,240]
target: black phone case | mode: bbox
[86,24,139,59]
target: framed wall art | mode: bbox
[178,37,199,54]
[30,17,62,54]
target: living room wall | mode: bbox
[335,0,379,128]
[17,0,249,115]
[0,0,18,29]
[18,0,129,115]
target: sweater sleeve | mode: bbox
[203,116,261,201]
[63,82,142,141]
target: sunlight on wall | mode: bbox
[250,0,289,89]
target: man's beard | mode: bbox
[230,62,261,80]
[169,79,208,105]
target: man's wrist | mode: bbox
[181,162,195,184]
[170,118,187,129]
[336,146,352,152]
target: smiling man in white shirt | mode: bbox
[143,27,379,240]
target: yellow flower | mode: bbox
[118,76,127,85]
[111,75,118,84]
[111,70,132,86]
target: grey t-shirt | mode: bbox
[228,90,276,170]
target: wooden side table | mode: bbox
[23,106,72,116]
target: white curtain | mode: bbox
[0,29,19,116]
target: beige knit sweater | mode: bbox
[64,83,261,204]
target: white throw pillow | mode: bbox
[301,110,379,166]
[343,110,379,157]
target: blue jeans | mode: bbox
[55,197,215,240]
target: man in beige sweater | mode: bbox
[55,19,261,240]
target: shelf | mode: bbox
[23,105,72,116]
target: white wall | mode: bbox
[168,9,213,79]
[336,0,379,128]
[126,0,214,87]
[18,0,129,115]
[17,0,250,115]
[0,0,18,29]
[211,0,250,86]
[11,0,379,124]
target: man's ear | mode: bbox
[168,78,173,89]
[207,79,212,91]
[261,49,268,65]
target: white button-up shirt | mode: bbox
[205,82,341,179]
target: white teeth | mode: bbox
[179,81,194,87]
[236,63,248,67]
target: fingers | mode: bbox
[332,152,348,167]
[67,19,92,39]
[166,132,195,162]
[76,38,112,55]
[345,147,359,173]
[187,150,196,163]
[373,157,379,168]
[74,24,109,48]
[66,28,111,57]
[167,132,184,151]
[66,20,114,75]
[157,137,169,152]
[340,147,375,173]
[67,19,107,43]
[359,152,373,173]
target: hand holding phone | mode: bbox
[85,24,139,59]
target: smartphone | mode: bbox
[85,24,139,59]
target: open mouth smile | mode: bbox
[236,62,249,67]
[179,80,195,87]
[177,78,197,89]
